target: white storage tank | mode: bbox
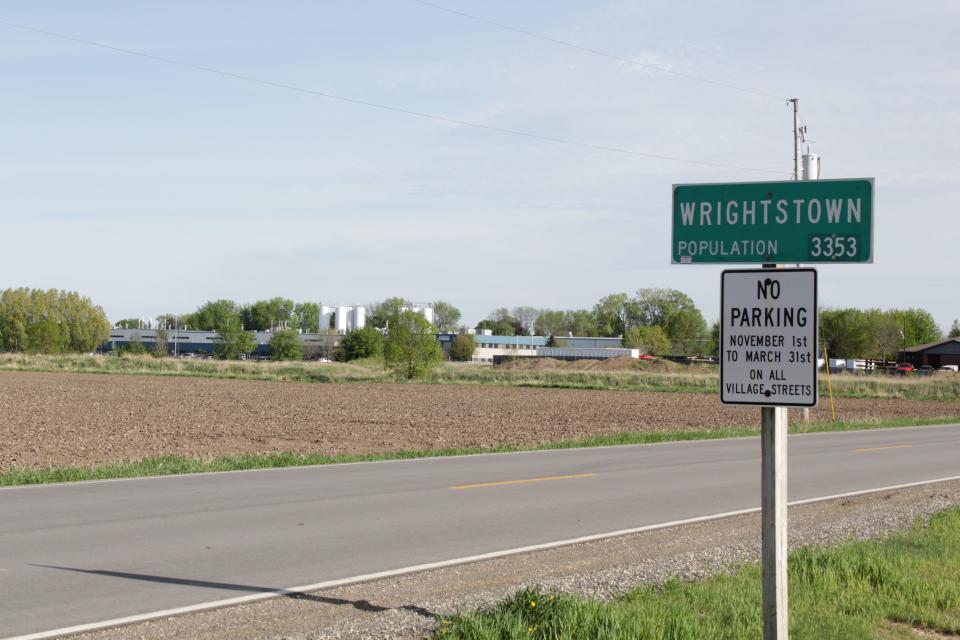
[335,306,350,334]
[802,152,820,180]
[351,306,366,330]
[422,306,435,326]
[320,305,334,333]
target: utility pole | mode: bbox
[790,98,802,180]
[799,101,819,426]
[760,98,803,640]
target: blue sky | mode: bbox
[2,1,958,329]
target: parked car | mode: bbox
[894,363,915,374]
[917,365,936,376]
[940,365,959,372]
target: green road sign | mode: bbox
[672,178,874,264]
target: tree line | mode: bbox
[819,307,945,360]
[475,289,710,356]
[116,297,321,334]
[0,288,111,353]
[4,286,955,363]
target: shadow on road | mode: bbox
[32,564,437,619]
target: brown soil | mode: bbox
[2,371,958,472]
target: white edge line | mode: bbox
[4,421,958,492]
[8,473,960,640]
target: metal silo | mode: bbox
[320,305,333,334]
[422,306,435,325]
[335,306,350,334]
[802,152,820,180]
[352,306,366,330]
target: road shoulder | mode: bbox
[64,478,960,640]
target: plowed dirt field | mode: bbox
[2,371,958,471]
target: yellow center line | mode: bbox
[852,444,913,453]
[449,473,596,491]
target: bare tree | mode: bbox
[511,306,540,335]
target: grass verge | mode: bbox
[2,354,959,401]
[2,417,956,487]
[432,506,960,639]
[0,353,389,384]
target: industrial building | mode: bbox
[101,328,341,359]
[436,334,640,364]
[552,336,623,349]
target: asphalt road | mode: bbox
[3,423,960,639]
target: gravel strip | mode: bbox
[70,479,960,640]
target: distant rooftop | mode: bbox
[473,335,548,347]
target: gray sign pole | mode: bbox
[761,403,788,638]
[761,99,801,639]
[721,266,816,640]
[760,260,789,639]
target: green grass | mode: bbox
[432,507,960,639]
[2,354,958,401]
[3,416,956,487]
[0,352,389,383]
[427,363,960,401]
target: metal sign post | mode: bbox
[671,105,872,637]
[762,404,789,638]
[721,267,817,639]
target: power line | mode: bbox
[0,19,787,175]
[409,0,786,101]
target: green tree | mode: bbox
[475,319,515,336]
[384,310,442,379]
[269,329,303,361]
[59,290,110,352]
[562,309,599,337]
[448,334,476,361]
[0,288,31,351]
[214,327,256,360]
[193,300,242,332]
[949,320,960,339]
[293,302,320,333]
[432,301,462,333]
[485,308,522,334]
[706,321,721,357]
[114,318,141,329]
[117,333,148,356]
[338,326,384,361]
[592,293,633,337]
[894,308,942,347]
[631,289,707,355]
[0,288,109,354]
[820,308,872,358]
[27,318,65,353]
[243,297,296,331]
[864,308,901,361]
[368,297,410,329]
[667,308,709,355]
[623,326,670,355]
[534,310,565,337]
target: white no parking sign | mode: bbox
[721,268,818,407]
